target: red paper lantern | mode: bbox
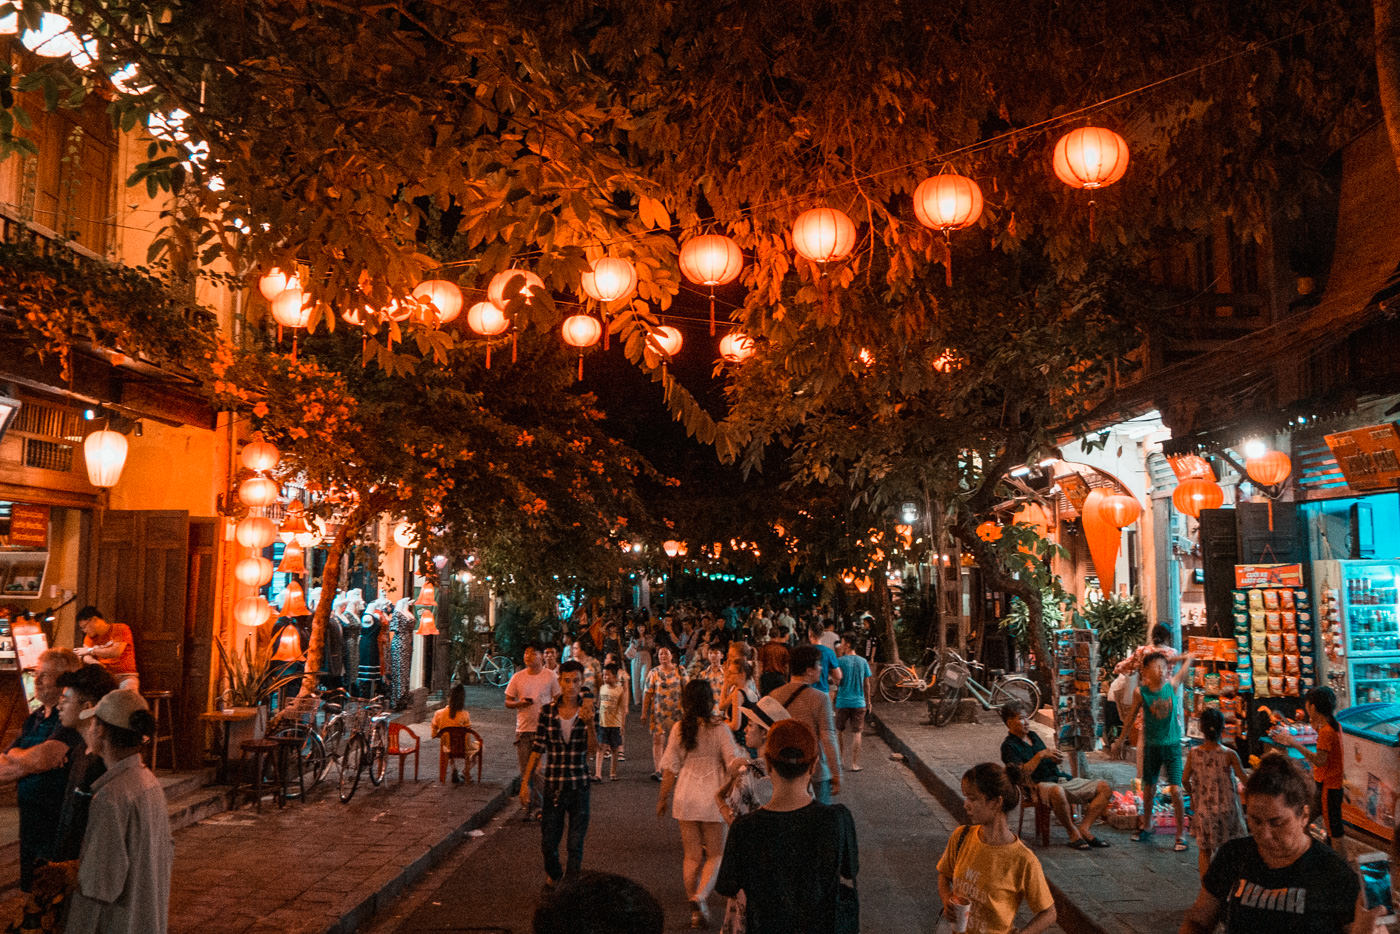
[416,609,439,636]
[976,521,1003,542]
[270,288,312,329]
[1097,493,1142,529]
[488,268,546,310]
[240,440,279,473]
[1245,450,1292,488]
[234,556,273,588]
[270,627,303,662]
[679,234,743,287]
[233,596,273,627]
[258,268,299,301]
[580,257,637,304]
[1052,127,1130,190]
[237,476,279,509]
[277,542,307,575]
[1172,477,1225,518]
[466,301,509,337]
[280,581,311,617]
[412,279,463,325]
[235,516,277,549]
[791,208,856,263]
[562,314,603,348]
[913,174,984,231]
[647,325,683,358]
[719,331,755,363]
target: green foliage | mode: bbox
[1003,590,1071,653]
[214,635,301,708]
[1079,593,1150,673]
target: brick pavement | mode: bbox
[872,698,1197,934]
[168,686,517,934]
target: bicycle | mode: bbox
[332,694,390,803]
[927,651,1042,727]
[876,648,948,703]
[264,690,339,798]
[464,645,515,687]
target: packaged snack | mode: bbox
[1222,671,1239,693]
[1298,611,1312,625]
[1301,676,1314,690]
[1238,670,1253,691]
[1267,612,1282,632]
[1238,652,1251,668]
[1283,634,1297,654]
[1279,590,1295,610]
[1268,654,1283,674]
[1233,591,1247,606]
[1270,676,1284,695]
[1234,611,1249,626]
[1249,590,1265,609]
[1236,635,1251,651]
[1266,634,1282,653]
[1204,672,1221,693]
[1286,656,1299,676]
[1294,589,1311,608]
[1299,631,1314,648]
[1263,589,1280,610]
[1284,676,1298,695]
[1223,643,1238,663]
[1281,611,1297,632]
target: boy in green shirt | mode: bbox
[1113,648,1194,850]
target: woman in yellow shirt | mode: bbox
[937,762,1057,934]
[431,684,479,782]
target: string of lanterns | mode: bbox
[256,125,1128,377]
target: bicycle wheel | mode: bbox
[320,717,347,785]
[367,719,389,786]
[990,677,1042,714]
[931,678,965,727]
[265,725,325,800]
[484,656,514,687]
[877,665,916,704]
[339,733,366,804]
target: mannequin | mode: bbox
[389,597,416,709]
[358,594,386,696]
[338,589,364,695]
[317,590,344,690]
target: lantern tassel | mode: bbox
[942,231,953,288]
[485,342,492,369]
[291,332,298,363]
[709,292,716,336]
[1267,497,1274,532]
[602,314,609,351]
[512,332,518,364]
[577,354,584,382]
[1089,198,1097,244]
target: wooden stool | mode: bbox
[143,691,176,771]
[232,739,281,812]
[271,733,306,803]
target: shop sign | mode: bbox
[1324,423,1400,492]
[1060,473,1091,512]
[1234,563,1304,588]
[5,505,49,549]
[1166,454,1214,481]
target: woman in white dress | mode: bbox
[658,678,743,929]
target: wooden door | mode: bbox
[181,520,217,768]
[91,510,189,698]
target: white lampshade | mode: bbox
[83,429,128,488]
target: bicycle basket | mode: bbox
[941,664,969,688]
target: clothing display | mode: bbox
[338,610,361,694]
[358,610,384,695]
[388,608,416,706]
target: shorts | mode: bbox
[1038,777,1103,805]
[597,726,623,748]
[1316,783,1345,839]
[835,707,867,731]
[1143,743,1183,787]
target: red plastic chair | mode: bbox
[387,723,421,782]
[438,726,483,784]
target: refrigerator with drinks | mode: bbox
[1336,702,1400,841]
[1314,559,1400,708]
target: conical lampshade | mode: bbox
[270,627,303,662]
[278,542,307,575]
[416,609,439,636]
[280,581,311,617]
[279,503,312,542]
[413,582,437,607]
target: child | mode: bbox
[603,651,629,761]
[1113,648,1195,851]
[1276,685,1345,843]
[431,683,479,783]
[595,663,627,780]
[1182,706,1245,876]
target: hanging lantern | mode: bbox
[840,571,855,585]
[854,576,873,593]
[381,299,411,323]
[1081,489,1123,594]
[270,627,303,662]
[278,504,312,543]
[719,331,756,363]
[233,596,273,628]
[580,257,637,304]
[416,608,439,636]
[277,542,307,575]
[280,581,312,617]
[1097,493,1142,529]
[1245,450,1292,488]
[432,554,449,570]
[412,279,464,325]
[976,521,1003,543]
[342,305,370,327]
[294,523,323,548]
[1052,127,1130,190]
[270,288,313,329]
[791,207,856,263]
[258,268,300,301]
[662,540,680,558]
[1172,477,1225,519]
[647,325,683,359]
[240,440,280,473]
[237,476,279,509]
[234,556,274,588]
[913,173,983,286]
[679,234,743,334]
[467,301,510,337]
[488,268,546,310]
[1012,503,1051,539]
[414,582,437,607]
[235,516,277,549]
[393,521,418,549]
[562,314,604,379]
[83,429,128,488]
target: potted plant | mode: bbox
[214,635,302,743]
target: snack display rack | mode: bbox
[1054,628,1100,753]
[1186,635,1244,744]
[1234,584,1315,701]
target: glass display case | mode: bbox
[1316,559,1400,706]
[1338,702,1400,841]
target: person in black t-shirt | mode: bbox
[50,665,119,862]
[1180,752,1372,934]
[715,719,858,934]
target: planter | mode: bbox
[223,705,267,748]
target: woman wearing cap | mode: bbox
[659,680,745,929]
[715,719,859,934]
[67,689,174,934]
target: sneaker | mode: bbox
[618,753,626,761]
[650,771,662,782]
[451,770,465,784]
[602,750,612,758]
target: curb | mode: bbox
[868,709,1113,934]
[325,781,515,934]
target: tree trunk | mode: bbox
[299,507,359,695]
[875,573,903,666]
[1376,0,1400,177]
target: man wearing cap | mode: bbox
[68,688,173,934]
[0,648,83,891]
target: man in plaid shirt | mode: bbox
[520,660,598,885]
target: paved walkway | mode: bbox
[872,699,1197,934]
[168,686,517,934]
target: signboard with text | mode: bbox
[1234,563,1304,589]
[6,505,49,550]
[1324,424,1400,492]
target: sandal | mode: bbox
[1069,838,1092,850]
[1087,836,1111,848]
[1131,828,1150,842]
[1174,839,1189,852]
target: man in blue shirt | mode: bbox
[834,632,873,771]
[808,628,842,696]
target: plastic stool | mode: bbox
[271,733,306,803]
[232,739,282,812]
[143,691,176,771]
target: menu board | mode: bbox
[1325,424,1400,492]
[2,504,48,550]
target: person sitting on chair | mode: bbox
[431,684,480,783]
[999,702,1112,850]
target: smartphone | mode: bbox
[1357,850,1396,925]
